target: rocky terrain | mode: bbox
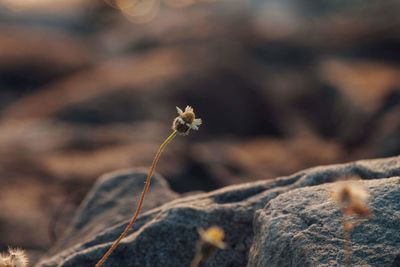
[0,0,400,263]
[35,156,400,267]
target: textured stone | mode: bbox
[248,177,400,267]
[36,156,400,267]
[49,169,179,254]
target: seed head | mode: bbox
[172,106,202,135]
[331,181,371,217]
[190,226,226,267]
[199,226,226,249]
[0,256,6,267]
[0,248,28,267]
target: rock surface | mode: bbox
[248,177,400,267]
[50,169,179,254]
[36,156,400,267]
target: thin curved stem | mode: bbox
[95,130,178,267]
[189,253,203,267]
[342,218,351,267]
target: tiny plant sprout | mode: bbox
[331,180,371,267]
[0,248,29,267]
[190,226,226,267]
[95,106,202,267]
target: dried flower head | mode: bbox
[331,181,371,217]
[190,226,226,267]
[0,256,6,267]
[199,226,226,249]
[172,106,202,135]
[0,248,28,267]
[96,105,202,267]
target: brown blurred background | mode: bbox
[0,0,399,262]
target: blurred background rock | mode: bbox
[0,0,399,262]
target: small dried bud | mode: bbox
[172,106,202,135]
[0,256,7,267]
[199,226,226,249]
[190,226,226,267]
[331,181,371,218]
[0,248,28,267]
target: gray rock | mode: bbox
[36,156,400,267]
[49,169,179,254]
[248,177,400,267]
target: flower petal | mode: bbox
[185,106,193,112]
[176,106,183,115]
[193,118,202,126]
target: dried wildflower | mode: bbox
[332,181,371,217]
[190,226,226,267]
[199,226,226,249]
[172,106,202,135]
[0,248,28,267]
[96,105,202,267]
[331,181,371,267]
[0,255,6,267]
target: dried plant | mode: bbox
[95,106,202,267]
[0,248,29,267]
[331,180,371,267]
[190,226,226,267]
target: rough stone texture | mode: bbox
[248,177,400,267]
[49,169,179,254]
[36,156,400,267]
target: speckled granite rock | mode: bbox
[36,156,400,267]
[248,177,400,267]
